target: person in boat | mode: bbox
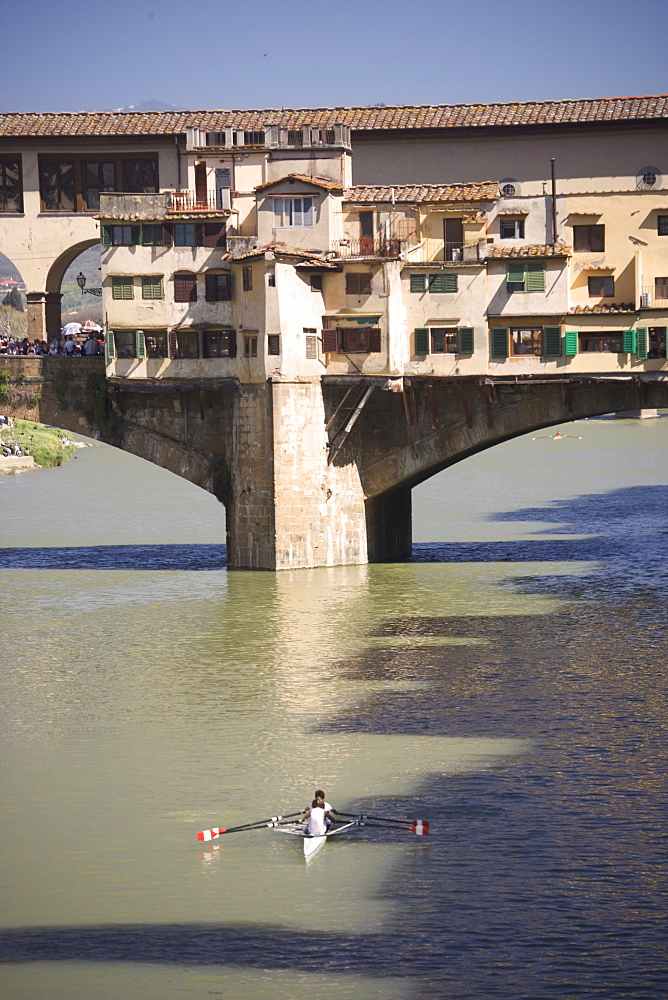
[303,789,338,832]
[305,798,333,837]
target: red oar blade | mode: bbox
[197,827,226,842]
[409,820,430,835]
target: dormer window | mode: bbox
[500,218,525,239]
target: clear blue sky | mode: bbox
[2,0,667,113]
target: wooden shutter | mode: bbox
[458,327,474,354]
[162,224,173,247]
[429,273,456,293]
[491,327,509,359]
[102,224,112,246]
[227,330,237,358]
[175,274,196,303]
[201,222,226,248]
[135,330,146,359]
[131,224,141,246]
[507,262,525,288]
[415,328,429,354]
[636,327,648,360]
[526,261,546,292]
[105,330,115,359]
[169,330,178,359]
[623,329,636,353]
[321,329,338,353]
[205,273,216,302]
[410,274,426,293]
[544,326,561,357]
[564,330,578,356]
[368,328,381,353]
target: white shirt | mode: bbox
[307,806,328,837]
[305,800,332,813]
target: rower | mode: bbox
[305,798,331,837]
[303,789,338,821]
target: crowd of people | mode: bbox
[0,334,104,356]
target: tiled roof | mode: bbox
[345,182,498,203]
[255,173,343,191]
[486,243,572,258]
[229,242,331,262]
[1,95,666,138]
[569,303,636,313]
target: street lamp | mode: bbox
[76,272,86,295]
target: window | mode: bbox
[500,181,518,197]
[111,276,134,300]
[122,158,158,193]
[113,330,137,358]
[573,225,605,252]
[580,332,623,353]
[637,167,661,190]
[174,273,197,303]
[83,161,115,210]
[205,272,232,301]
[500,218,525,239]
[506,261,546,292]
[409,274,426,293]
[309,274,323,292]
[274,196,314,227]
[244,130,265,145]
[649,327,666,358]
[202,222,227,248]
[142,275,163,300]
[267,271,276,287]
[428,273,458,293]
[346,272,372,295]
[588,275,614,297]
[173,223,196,247]
[658,216,668,236]
[145,331,168,358]
[202,330,236,358]
[242,266,253,291]
[0,159,23,212]
[243,334,258,358]
[304,329,318,359]
[415,327,474,355]
[287,129,304,146]
[511,327,543,356]
[40,160,75,211]
[102,224,139,246]
[142,224,164,246]
[322,327,381,354]
[655,277,668,301]
[176,330,199,358]
[267,334,280,355]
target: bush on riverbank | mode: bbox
[1,419,77,467]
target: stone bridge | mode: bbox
[2,357,666,569]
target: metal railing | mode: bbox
[402,238,488,264]
[333,236,404,258]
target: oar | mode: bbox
[336,811,430,835]
[197,812,302,842]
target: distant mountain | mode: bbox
[109,99,185,113]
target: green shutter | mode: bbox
[113,276,133,300]
[105,331,115,359]
[102,225,112,246]
[410,274,426,293]
[443,273,458,292]
[526,261,546,292]
[135,330,146,359]
[544,326,561,357]
[491,327,509,359]
[428,273,457,293]
[622,329,636,353]
[636,327,648,360]
[458,327,474,354]
[564,330,578,356]
[415,328,429,354]
[506,262,525,288]
[131,224,141,246]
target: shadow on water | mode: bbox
[0,543,227,570]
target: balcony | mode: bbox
[169,190,229,212]
[333,236,405,259]
[403,238,488,264]
[640,286,668,308]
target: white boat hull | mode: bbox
[276,819,358,859]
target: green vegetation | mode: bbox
[0,369,10,401]
[1,419,77,468]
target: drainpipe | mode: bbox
[551,158,558,245]
[175,136,182,190]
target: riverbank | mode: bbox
[0,419,87,475]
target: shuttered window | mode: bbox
[102,224,140,246]
[415,327,474,355]
[346,272,372,295]
[142,224,163,246]
[242,266,253,291]
[410,274,426,293]
[622,329,637,353]
[105,330,116,359]
[415,328,429,354]
[506,261,545,292]
[205,272,232,301]
[135,330,146,359]
[203,222,227,248]
[267,334,280,355]
[459,327,474,354]
[544,326,562,357]
[174,273,197,303]
[564,331,579,356]
[321,329,338,353]
[141,275,163,300]
[491,327,509,358]
[202,330,236,358]
[636,327,648,360]
[428,273,458,293]
[111,276,134,300]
